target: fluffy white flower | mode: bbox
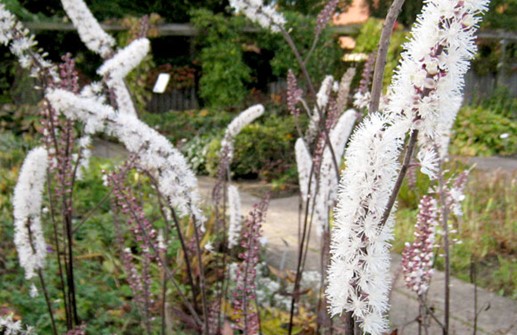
[386,0,489,150]
[417,146,439,179]
[229,0,286,33]
[61,0,116,58]
[295,138,314,203]
[307,75,334,142]
[326,114,408,334]
[46,89,206,229]
[227,184,242,248]
[315,109,358,235]
[98,38,150,80]
[13,147,49,280]
[221,105,264,159]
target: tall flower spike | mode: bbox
[13,147,49,280]
[314,109,358,235]
[307,75,334,143]
[229,0,286,33]
[386,0,489,166]
[0,4,58,81]
[326,114,408,334]
[61,0,116,58]
[402,195,438,295]
[97,38,150,116]
[315,0,339,36]
[228,184,242,249]
[46,89,206,229]
[295,138,314,203]
[221,104,265,160]
[287,70,303,117]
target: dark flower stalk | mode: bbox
[232,196,270,335]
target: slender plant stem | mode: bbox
[437,165,450,335]
[118,194,203,328]
[26,219,58,335]
[72,190,113,235]
[288,162,316,335]
[280,27,340,179]
[192,219,210,335]
[46,173,71,329]
[37,269,59,335]
[379,130,419,228]
[144,171,200,312]
[368,0,406,114]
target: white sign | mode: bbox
[153,73,170,94]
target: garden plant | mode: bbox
[0,0,506,334]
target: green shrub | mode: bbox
[206,115,298,181]
[450,105,517,156]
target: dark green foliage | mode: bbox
[206,115,298,181]
[482,0,517,30]
[256,11,343,84]
[191,9,251,108]
[450,104,517,157]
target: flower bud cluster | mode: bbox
[232,196,269,335]
[229,0,286,33]
[402,195,438,295]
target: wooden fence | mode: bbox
[147,69,517,112]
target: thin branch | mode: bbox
[379,130,419,228]
[368,0,406,114]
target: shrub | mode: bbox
[206,115,298,181]
[450,105,517,156]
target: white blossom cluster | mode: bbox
[386,0,489,164]
[46,89,206,228]
[402,195,438,295]
[294,138,313,203]
[60,0,116,58]
[98,38,150,80]
[229,0,286,33]
[97,38,150,116]
[227,184,242,248]
[0,4,58,81]
[327,1,489,332]
[314,109,358,235]
[13,147,49,280]
[327,114,409,334]
[221,104,264,160]
[306,75,335,142]
[0,314,35,335]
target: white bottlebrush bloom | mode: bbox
[98,38,150,80]
[46,89,206,229]
[61,0,115,58]
[0,4,15,45]
[227,184,242,248]
[385,0,489,158]
[0,5,59,81]
[229,0,286,33]
[108,79,138,116]
[307,75,334,142]
[221,104,264,159]
[316,75,334,110]
[97,38,150,116]
[0,314,35,335]
[314,109,358,235]
[326,114,409,334]
[294,138,314,203]
[13,147,49,280]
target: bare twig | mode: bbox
[368,0,406,114]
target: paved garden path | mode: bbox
[92,140,517,334]
[197,174,517,335]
